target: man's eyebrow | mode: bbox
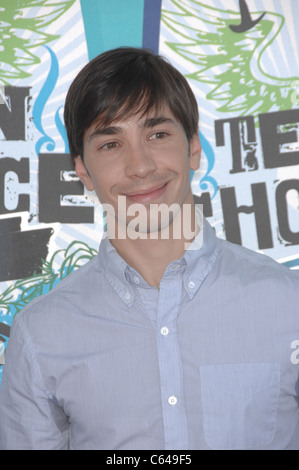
[143,117,176,128]
[86,117,176,142]
[87,126,121,142]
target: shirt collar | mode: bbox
[182,215,220,299]
[98,235,135,307]
[97,214,220,304]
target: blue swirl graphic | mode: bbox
[191,130,218,199]
[282,258,299,269]
[198,130,218,198]
[33,46,59,155]
[55,105,69,153]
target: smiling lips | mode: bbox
[124,182,168,203]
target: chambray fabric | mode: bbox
[0,218,298,450]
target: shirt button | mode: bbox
[188,280,195,290]
[133,276,140,284]
[124,292,131,302]
[160,326,169,336]
[170,265,178,271]
[168,395,177,406]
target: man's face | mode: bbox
[75,105,201,235]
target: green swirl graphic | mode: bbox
[161,0,299,117]
[0,0,76,85]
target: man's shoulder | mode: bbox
[13,253,105,329]
[216,236,299,283]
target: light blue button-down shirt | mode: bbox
[0,218,298,450]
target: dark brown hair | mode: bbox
[64,47,199,161]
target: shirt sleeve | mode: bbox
[0,313,69,450]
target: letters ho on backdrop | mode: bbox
[0,0,298,375]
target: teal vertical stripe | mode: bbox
[80,0,145,60]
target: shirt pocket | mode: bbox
[200,363,280,449]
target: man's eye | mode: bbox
[150,132,168,140]
[100,141,119,150]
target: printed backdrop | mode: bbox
[0,0,299,383]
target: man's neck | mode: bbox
[106,202,199,288]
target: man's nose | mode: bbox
[124,140,157,178]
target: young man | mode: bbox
[0,47,298,450]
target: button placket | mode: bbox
[155,276,189,449]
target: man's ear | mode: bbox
[75,156,94,191]
[189,132,201,171]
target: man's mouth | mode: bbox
[124,182,168,203]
